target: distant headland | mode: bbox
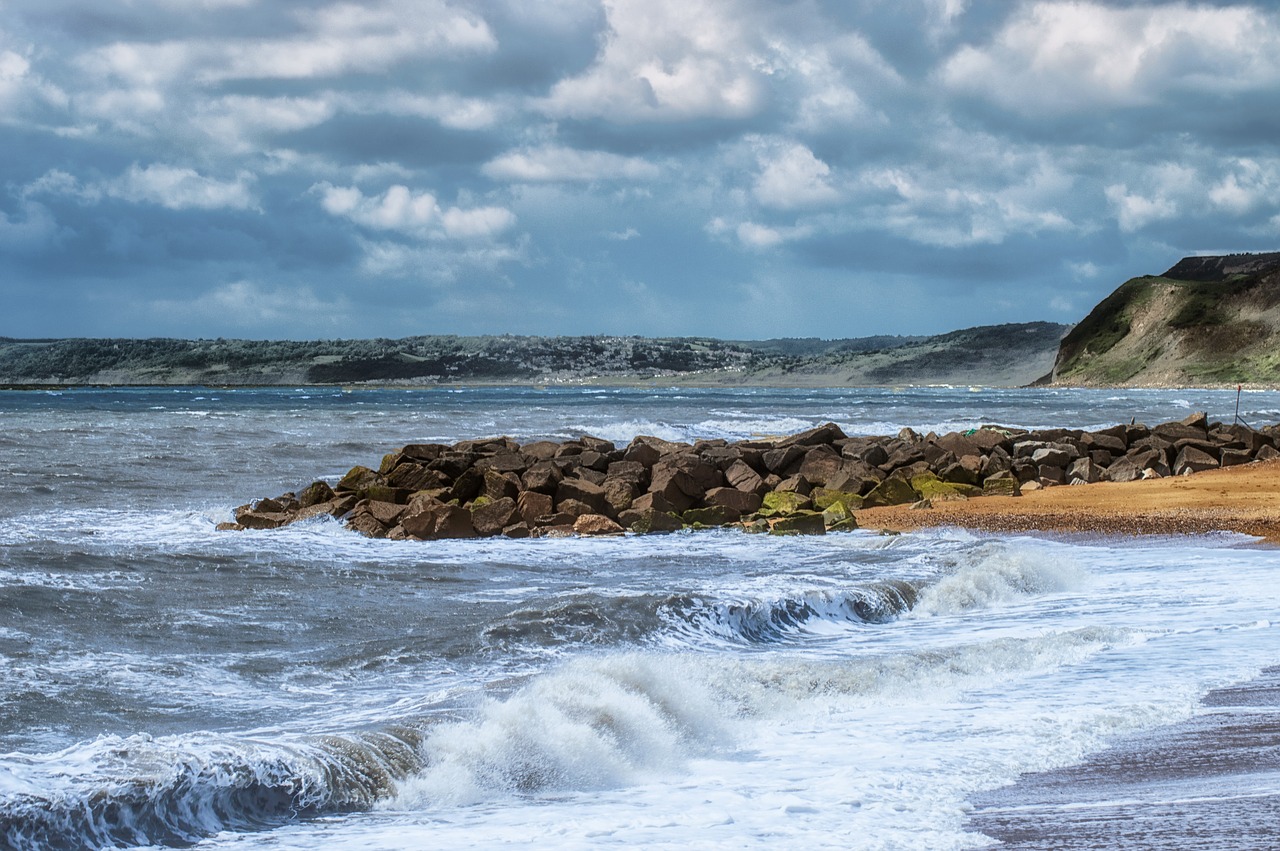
[5,252,1280,388]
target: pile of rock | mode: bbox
[221,413,1279,540]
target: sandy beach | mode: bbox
[857,458,1280,543]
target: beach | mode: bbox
[859,457,1280,543]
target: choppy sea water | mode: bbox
[2,385,1280,850]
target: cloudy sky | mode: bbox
[2,0,1279,340]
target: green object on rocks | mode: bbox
[336,465,379,492]
[862,476,918,507]
[909,472,981,501]
[769,511,827,535]
[821,500,857,529]
[982,474,1021,497]
[627,509,685,534]
[811,488,863,512]
[758,491,812,517]
[682,505,739,526]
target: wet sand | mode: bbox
[968,668,1280,849]
[856,458,1280,543]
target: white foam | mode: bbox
[913,540,1090,617]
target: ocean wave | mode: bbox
[912,541,1089,617]
[0,624,1134,849]
[658,581,920,646]
[0,729,426,851]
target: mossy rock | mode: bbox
[470,495,493,509]
[826,518,860,533]
[769,511,827,536]
[982,475,1021,497]
[336,465,380,493]
[741,519,771,534]
[758,491,813,517]
[683,505,738,526]
[861,477,918,508]
[378,452,403,476]
[811,488,863,512]
[628,509,685,534]
[359,484,410,505]
[909,473,981,501]
[298,480,335,508]
[821,501,857,529]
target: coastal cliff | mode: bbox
[1052,252,1280,386]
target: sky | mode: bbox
[2,0,1280,341]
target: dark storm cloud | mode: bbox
[2,0,1280,339]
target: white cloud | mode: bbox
[736,221,785,248]
[1104,185,1177,233]
[0,46,68,115]
[941,2,1280,114]
[194,95,336,151]
[108,164,259,211]
[541,0,768,122]
[483,146,661,183]
[855,147,1078,248]
[81,1,495,86]
[1207,159,1280,217]
[26,164,259,211]
[315,183,516,240]
[752,139,839,210]
[356,236,528,280]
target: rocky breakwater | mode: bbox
[221,413,1280,540]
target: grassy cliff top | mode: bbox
[1053,253,1280,386]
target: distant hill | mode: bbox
[1052,252,1280,386]
[0,323,1067,388]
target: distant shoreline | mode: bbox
[5,379,1280,391]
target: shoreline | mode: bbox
[969,665,1280,849]
[856,458,1280,544]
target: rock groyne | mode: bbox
[222,413,1280,540]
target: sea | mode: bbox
[3,385,1280,850]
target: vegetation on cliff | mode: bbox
[1052,252,1280,386]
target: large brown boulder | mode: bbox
[647,466,702,510]
[483,469,521,502]
[652,453,722,493]
[574,514,624,536]
[630,491,682,515]
[521,460,563,493]
[298,480,335,507]
[386,463,450,492]
[473,497,518,536]
[779,422,846,447]
[725,460,766,495]
[605,460,649,487]
[704,487,762,515]
[556,478,610,514]
[797,447,843,487]
[762,444,805,475]
[345,508,388,538]
[602,479,638,514]
[366,500,405,526]
[516,490,553,524]
[1174,445,1219,476]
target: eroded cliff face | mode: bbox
[1052,253,1280,386]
